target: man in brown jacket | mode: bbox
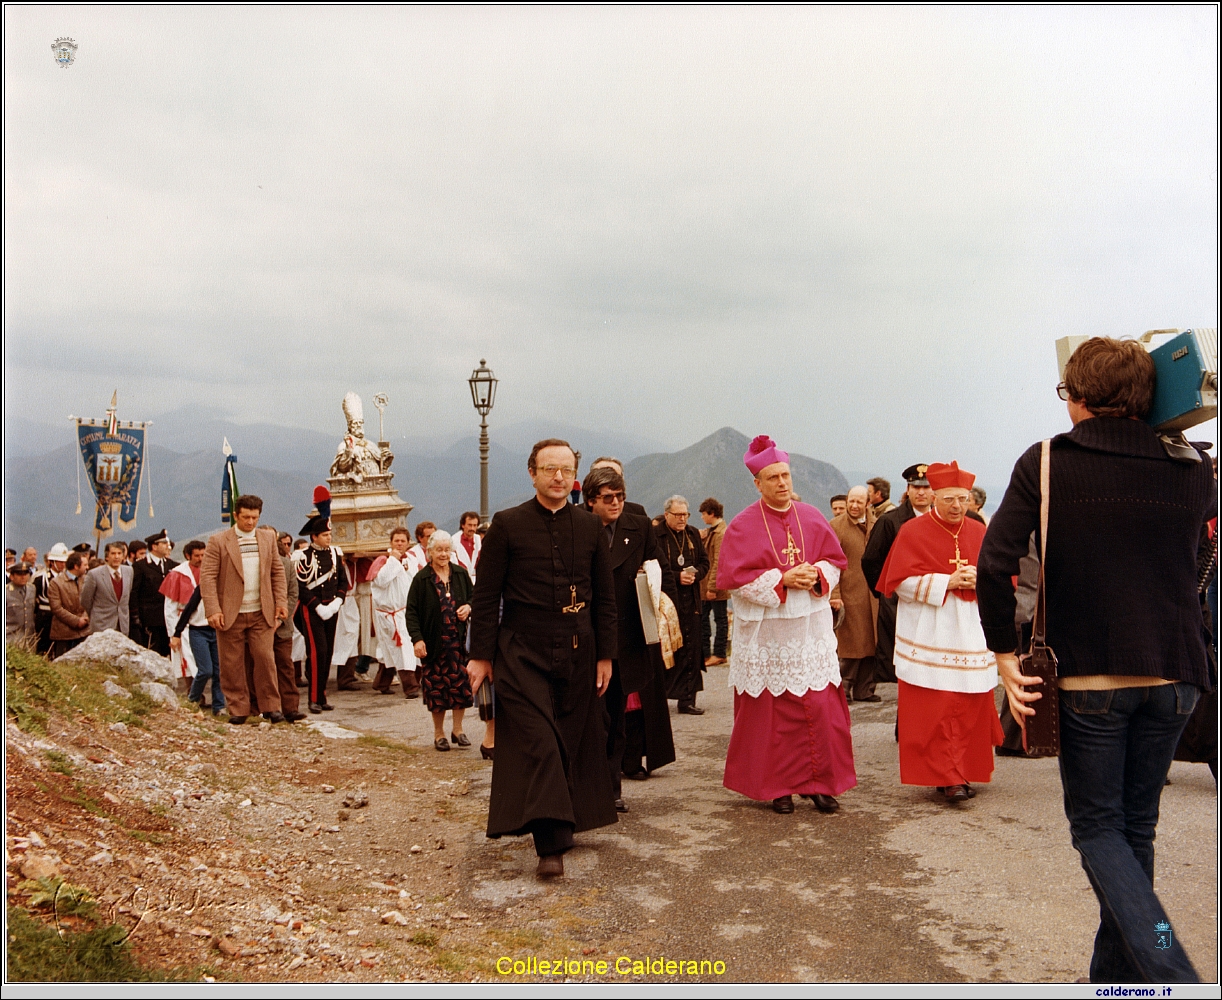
[199,495,288,724]
[828,486,880,702]
[48,551,91,657]
[699,497,730,666]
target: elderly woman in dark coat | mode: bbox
[406,530,475,751]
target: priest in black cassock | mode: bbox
[582,466,676,812]
[468,439,619,878]
[655,496,709,713]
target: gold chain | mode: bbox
[758,500,807,567]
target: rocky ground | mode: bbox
[6,648,1218,984]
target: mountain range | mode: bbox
[4,419,846,556]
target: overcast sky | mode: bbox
[5,6,1218,497]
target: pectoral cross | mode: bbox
[949,541,969,571]
[563,585,585,614]
[781,529,802,567]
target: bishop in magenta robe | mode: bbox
[719,436,857,814]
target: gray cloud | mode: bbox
[4,6,1216,498]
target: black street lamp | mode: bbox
[468,359,498,526]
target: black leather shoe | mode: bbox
[857,694,882,703]
[943,784,970,803]
[536,854,564,878]
[772,795,795,814]
[624,769,649,781]
[677,704,705,715]
[434,737,450,752]
[615,798,628,813]
[284,711,305,723]
[480,744,494,760]
[320,703,335,711]
[228,716,247,725]
[811,794,839,814]
[964,783,977,799]
[309,703,322,714]
[451,732,471,747]
[265,711,287,724]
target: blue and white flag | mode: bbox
[76,420,146,532]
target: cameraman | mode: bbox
[978,336,1213,984]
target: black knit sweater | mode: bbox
[977,417,1215,687]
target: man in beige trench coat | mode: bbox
[828,486,880,702]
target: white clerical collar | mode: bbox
[763,501,793,514]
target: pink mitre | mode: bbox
[744,434,790,475]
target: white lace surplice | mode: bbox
[728,562,842,698]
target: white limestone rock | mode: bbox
[55,630,176,683]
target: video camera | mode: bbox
[1056,328,1218,432]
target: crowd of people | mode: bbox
[5,336,1217,984]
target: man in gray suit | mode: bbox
[80,541,133,635]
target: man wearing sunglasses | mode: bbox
[467,438,619,878]
[584,465,677,811]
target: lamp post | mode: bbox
[468,359,498,527]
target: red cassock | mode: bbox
[876,510,1002,787]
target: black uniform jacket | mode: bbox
[131,556,178,630]
[860,501,916,596]
[600,509,675,694]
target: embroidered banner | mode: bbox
[76,420,146,532]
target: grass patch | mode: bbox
[491,928,546,950]
[6,903,183,982]
[356,734,419,754]
[5,644,157,734]
[410,931,438,947]
[42,750,75,775]
[435,950,466,973]
[19,876,100,920]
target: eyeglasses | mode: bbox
[1056,382,1071,401]
[594,491,625,504]
[667,511,690,519]
[536,465,577,479]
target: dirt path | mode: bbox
[7,667,1216,982]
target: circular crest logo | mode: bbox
[52,37,78,69]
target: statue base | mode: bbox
[317,475,413,556]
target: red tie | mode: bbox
[112,572,123,600]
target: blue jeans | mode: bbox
[1058,683,1201,983]
[187,626,224,713]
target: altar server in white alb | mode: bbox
[877,461,1002,803]
[451,511,482,583]
[368,526,419,696]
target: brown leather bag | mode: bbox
[1019,438,1060,757]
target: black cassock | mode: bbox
[655,522,709,705]
[860,501,917,684]
[598,509,677,792]
[471,498,619,844]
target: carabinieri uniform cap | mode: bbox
[145,529,173,550]
[901,464,931,487]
